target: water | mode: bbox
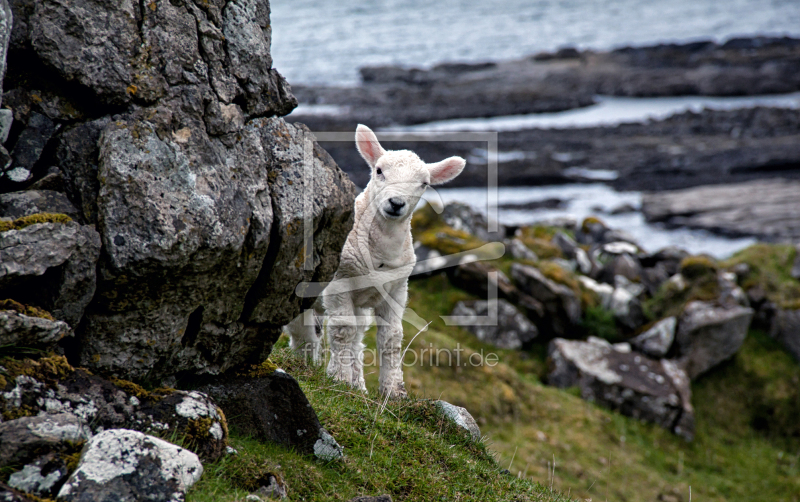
[395,93,800,131]
[271,0,800,86]
[431,184,757,258]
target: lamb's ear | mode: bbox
[427,156,466,185]
[355,124,385,168]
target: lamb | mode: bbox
[285,124,465,397]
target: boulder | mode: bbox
[7,452,72,498]
[0,356,228,461]
[196,367,343,461]
[609,286,645,331]
[435,400,481,441]
[0,190,80,221]
[450,299,538,350]
[347,496,393,502]
[629,317,677,358]
[0,309,71,350]
[79,117,354,380]
[642,179,800,242]
[446,261,544,321]
[674,301,754,379]
[0,414,91,469]
[439,202,504,242]
[510,263,581,338]
[506,238,538,261]
[0,221,101,327]
[3,0,355,381]
[57,429,203,502]
[578,275,614,309]
[551,232,578,259]
[547,337,694,440]
[769,309,800,362]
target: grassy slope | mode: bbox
[187,338,571,502]
[189,239,800,502]
[385,276,800,502]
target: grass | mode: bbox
[723,243,800,309]
[189,267,800,501]
[187,342,571,502]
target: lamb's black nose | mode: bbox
[388,198,405,211]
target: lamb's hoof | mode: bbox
[380,382,408,400]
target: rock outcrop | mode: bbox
[450,299,538,350]
[547,337,694,440]
[0,355,229,462]
[291,37,800,128]
[674,301,754,379]
[0,0,356,380]
[642,179,800,243]
[196,364,344,461]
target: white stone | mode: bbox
[57,429,203,498]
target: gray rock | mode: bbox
[347,496,393,502]
[54,118,111,225]
[0,221,79,289]
[510,263,581,337]
[643,179,800,242]
[674,301,754,379]
[547,337,694,440]
[551,232,578,259]
[250,475,288,500]
[8,112,56,176]
[0,109,12,143]
[196,369,341,460]
[630,317,677,358]
[0,363,228,462]
[0,310,71,350]
[0,414,91,469]
[435,400,481,441]
[57,429,203,502]
[609,286,645,331]
[791,244,800,280]
[440,202,504,242]
[0,482,39,501]
[0,221,100,327]
[446,261,545,322]
[8,453,70,497]
[0,190,80,221]
[0,0,10,107]
[506,238,538,261]
[243,121,356,326]
[3,0,353,383]
[450,299,538,350]
[769,309,800,362]
[577,276,614,310]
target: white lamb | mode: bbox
[285,124,465,397]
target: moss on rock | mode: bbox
[0,213,72,233]
[680,255,718,280]
[0,299,56,321]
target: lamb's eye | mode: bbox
[376,168,382,175]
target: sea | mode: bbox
[271,0,800,86]
[271,0,800,258]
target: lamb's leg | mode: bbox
[286,309,321,364]
[325,295,367,391]
[375,285,409,398]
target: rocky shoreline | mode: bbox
[290,37,800,129]
[286,37,800,245]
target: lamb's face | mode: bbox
[371,151,430,220]
[354,124,466,223]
